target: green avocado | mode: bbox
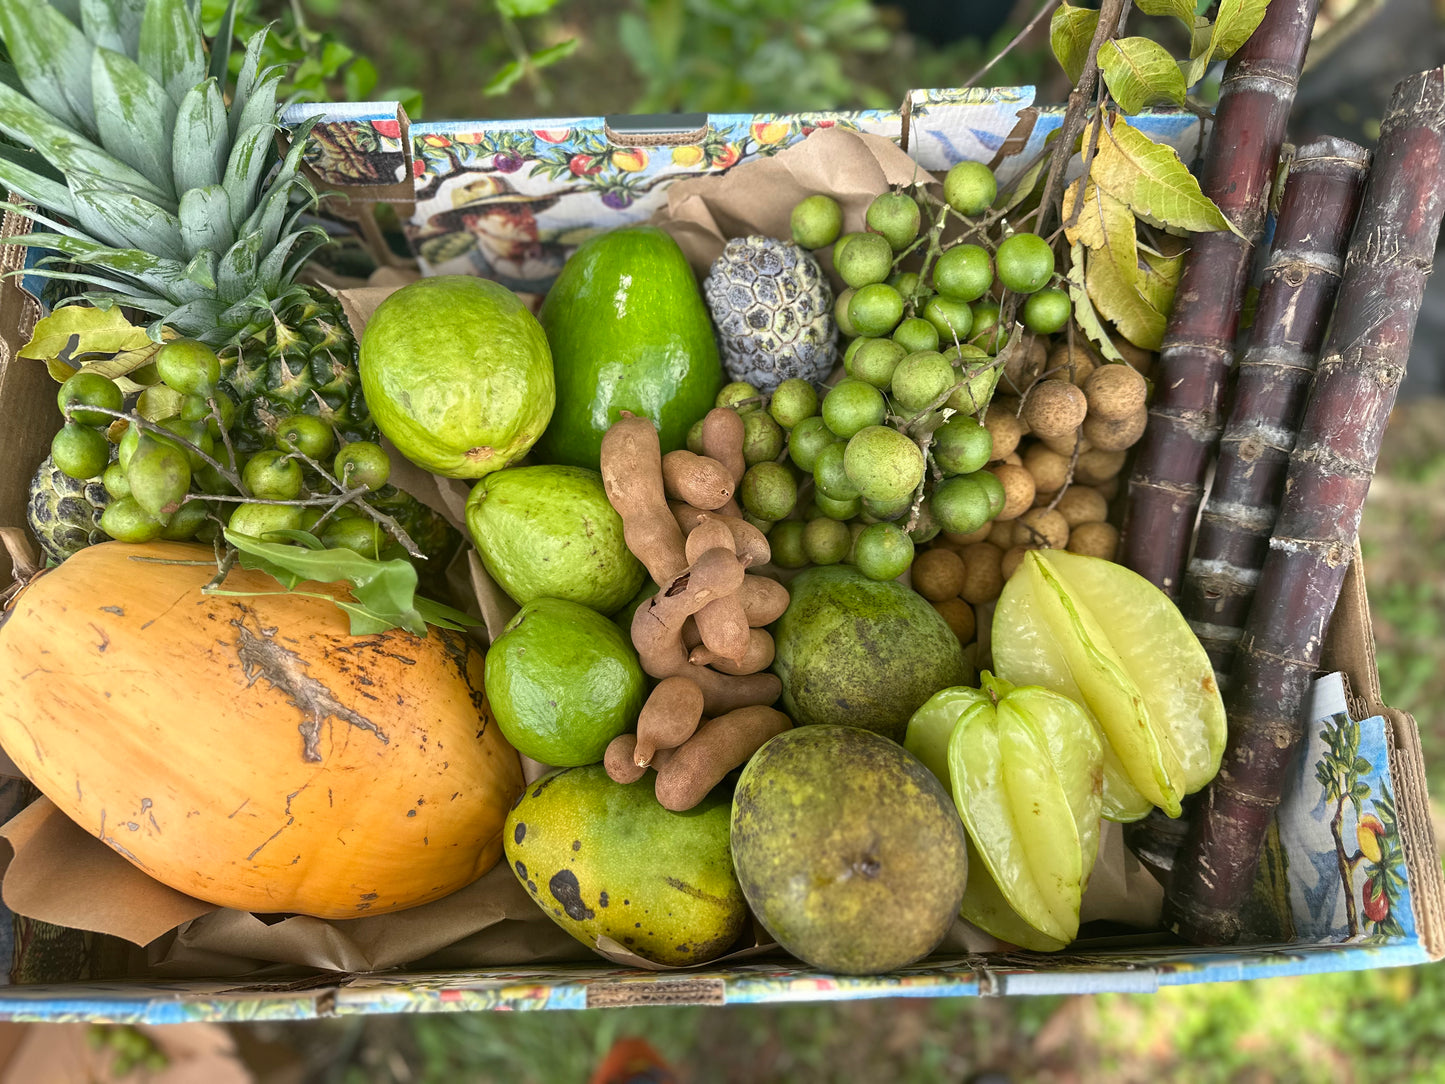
[533,226,723,469]
[504,764,747,966]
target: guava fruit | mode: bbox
[485,598,646,767]
[533,227,723,469]
[505,764,746,965]
[771,564,971,742]
[358,275,554,478]
[730,725,967,974]
[465,464,645,616]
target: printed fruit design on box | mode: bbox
[0,0,1414,979]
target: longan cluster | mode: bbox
[907,331,1154,649]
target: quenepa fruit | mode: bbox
[359,275,554,478]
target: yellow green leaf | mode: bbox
[1065,240,1126,364]
[20,306,150,368]
[1138,247,1184,315]
[1099,36,1188,113]
[1085,243,1169,351]
[1133,0,1196,20]
[1211,0,1271,58]
[1063,177,1139,280]
[1090,116,1242,237]
[1049,1,1098,85]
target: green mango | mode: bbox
[465,464,645,616]
[533,226,723,470]
[505,765,747,966]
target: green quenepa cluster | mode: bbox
[694,160,1070,580]
[50,341,403,556]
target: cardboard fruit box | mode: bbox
[0,88,1440,1022]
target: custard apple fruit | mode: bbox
[27,454,111,564]
[704,236,837,392]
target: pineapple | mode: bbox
[0,0,449,565]
[0,0,371,454]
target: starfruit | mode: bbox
[905,672,1103,950]
[991,550,1227,822]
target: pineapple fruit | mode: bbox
[0,0,449,564]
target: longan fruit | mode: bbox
[911,547,967,601]
[959,542,1006,604]
[1002,450,1023,467]
[1054,485,1110,527]
[1022,379,1088,440]
[1022,444,1072,494]
[1110,334,1155,378]
[991,393,1030,432]
[944,524,994,546]
[1083,363,1148,421]
[1075,447,1128,485]
[1094,474,1121,501]
[983,403,1024,459]
[1082,406,1148,452]
[932,597,976,643]
[988,462,1036,520]
[1040,428,1091,457]
[1015,507,1070,550]
[1046,341,1099,387]
[1001,544,1035,580]
[1003,334,1049,394]
[1068,520,1120,560]
[986,517,1016,550]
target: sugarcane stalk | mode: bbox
[1119,0,1322,597]
[1181,137,1370,683]
[1163,68,1445,946]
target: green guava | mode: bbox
[358,275,554,478]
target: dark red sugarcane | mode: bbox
[1163,68,1445,946]
[1120,0,1321,598]
[1180,137,1371,683]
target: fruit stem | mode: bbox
[282,447,425,558]
[73,405,252,498]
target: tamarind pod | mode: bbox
[602,415,688,584]
[671,504,771,567]
[694,593,751,665]
[684,514,737,565]
[605,733,648,784]
[634,675,706,767]
[738,574,790,627]
[631,602,691,679]
[682,616,702,650]
[700,407,747,485]
[661,450,736,510]
[690,668,782,717]
[690,628,775,676]
[649,548,748,630]
[632,549,748,677]
[653,706,792,811]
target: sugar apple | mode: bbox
[27,455,111,564]
[704,236,837,392]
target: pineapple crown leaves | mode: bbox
[0,0,329,343]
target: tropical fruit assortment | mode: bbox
[0,0,1230,977]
